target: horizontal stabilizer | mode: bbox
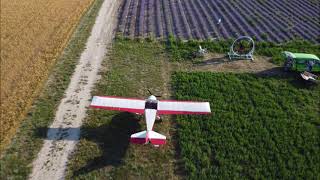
[130,130,166,145]
[149,131,166,145]
[130,130,147,144]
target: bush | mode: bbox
[166,38,320,65]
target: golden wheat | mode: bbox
[0,0,94,150]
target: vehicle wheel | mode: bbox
[284,60,292,71]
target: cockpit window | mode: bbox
[145,101,158,109]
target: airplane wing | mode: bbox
[90,96,146,114]
[157,100,211,115]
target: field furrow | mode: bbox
[117,0,131,34]
[202,0,230,39]
[169,0,184,38]
[180,0,202,39]
[117,0,319,42]
[146,0,155,36]
[176,0,192,39]
[261,0,317,40]
[154,0,163,37]
[128,0,139,37]
[195,0,219,38]
[244,1,290,42]
[188,0,211,39]
[137,0,146,37]
[211,0,241,37]
[162,0,174,37]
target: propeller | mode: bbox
[148,89,162,97]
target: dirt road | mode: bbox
[29,0,121,179]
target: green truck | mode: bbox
[283,51,320,72]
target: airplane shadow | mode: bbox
[35,112,141,176]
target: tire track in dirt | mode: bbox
[29,1,121,179]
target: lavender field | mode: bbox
[117,0,320,43]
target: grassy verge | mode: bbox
[172,72,320,179]
[0,0,104,178]
[66,38,179,179]
[166,35,320,64]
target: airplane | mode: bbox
[90,94,211,147]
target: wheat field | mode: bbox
[0,0,94,149]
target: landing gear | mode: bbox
[156,115,163,123]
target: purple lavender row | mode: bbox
[254,0,311,41]
[145,0,154,37]
[128,0,139,37]
[246,0,294,41]
[118,0,132,34]
[275,0,319,32]
[169,0,184,38]
[188,0,212,39]
[116,0,318,42]
[222,0,265,41]
[123,0,135,36]
[294,0,319,17]
[205,0,238,38]
[243,0,290,42]
[193,0,219,38]
[176,0,192,39]
[162,0,174,38]
[230,0,271,41]
[155,0,163,37]
[180,0,202,39]
[137,0,146,37]
[201,0,230,39]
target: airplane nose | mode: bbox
[148,95,157,101]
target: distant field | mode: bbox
[173,72,320,179]
[0,0,94,148]
[117,0,320,42]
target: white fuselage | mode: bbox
[145,95,158,133]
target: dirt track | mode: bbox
[170,53,283,76]
[196,53,279,73]
[29,1,121,179]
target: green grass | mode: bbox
[0,0,104,178]
[166,35,320,64]
[66,38,179,179]
[172,72,320,179]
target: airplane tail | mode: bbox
[130,130,166,146]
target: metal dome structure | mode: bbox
[228,36,255,61]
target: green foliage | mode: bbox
[166,35,232,61]
[166,38,320,65]
[172,72,320,179]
